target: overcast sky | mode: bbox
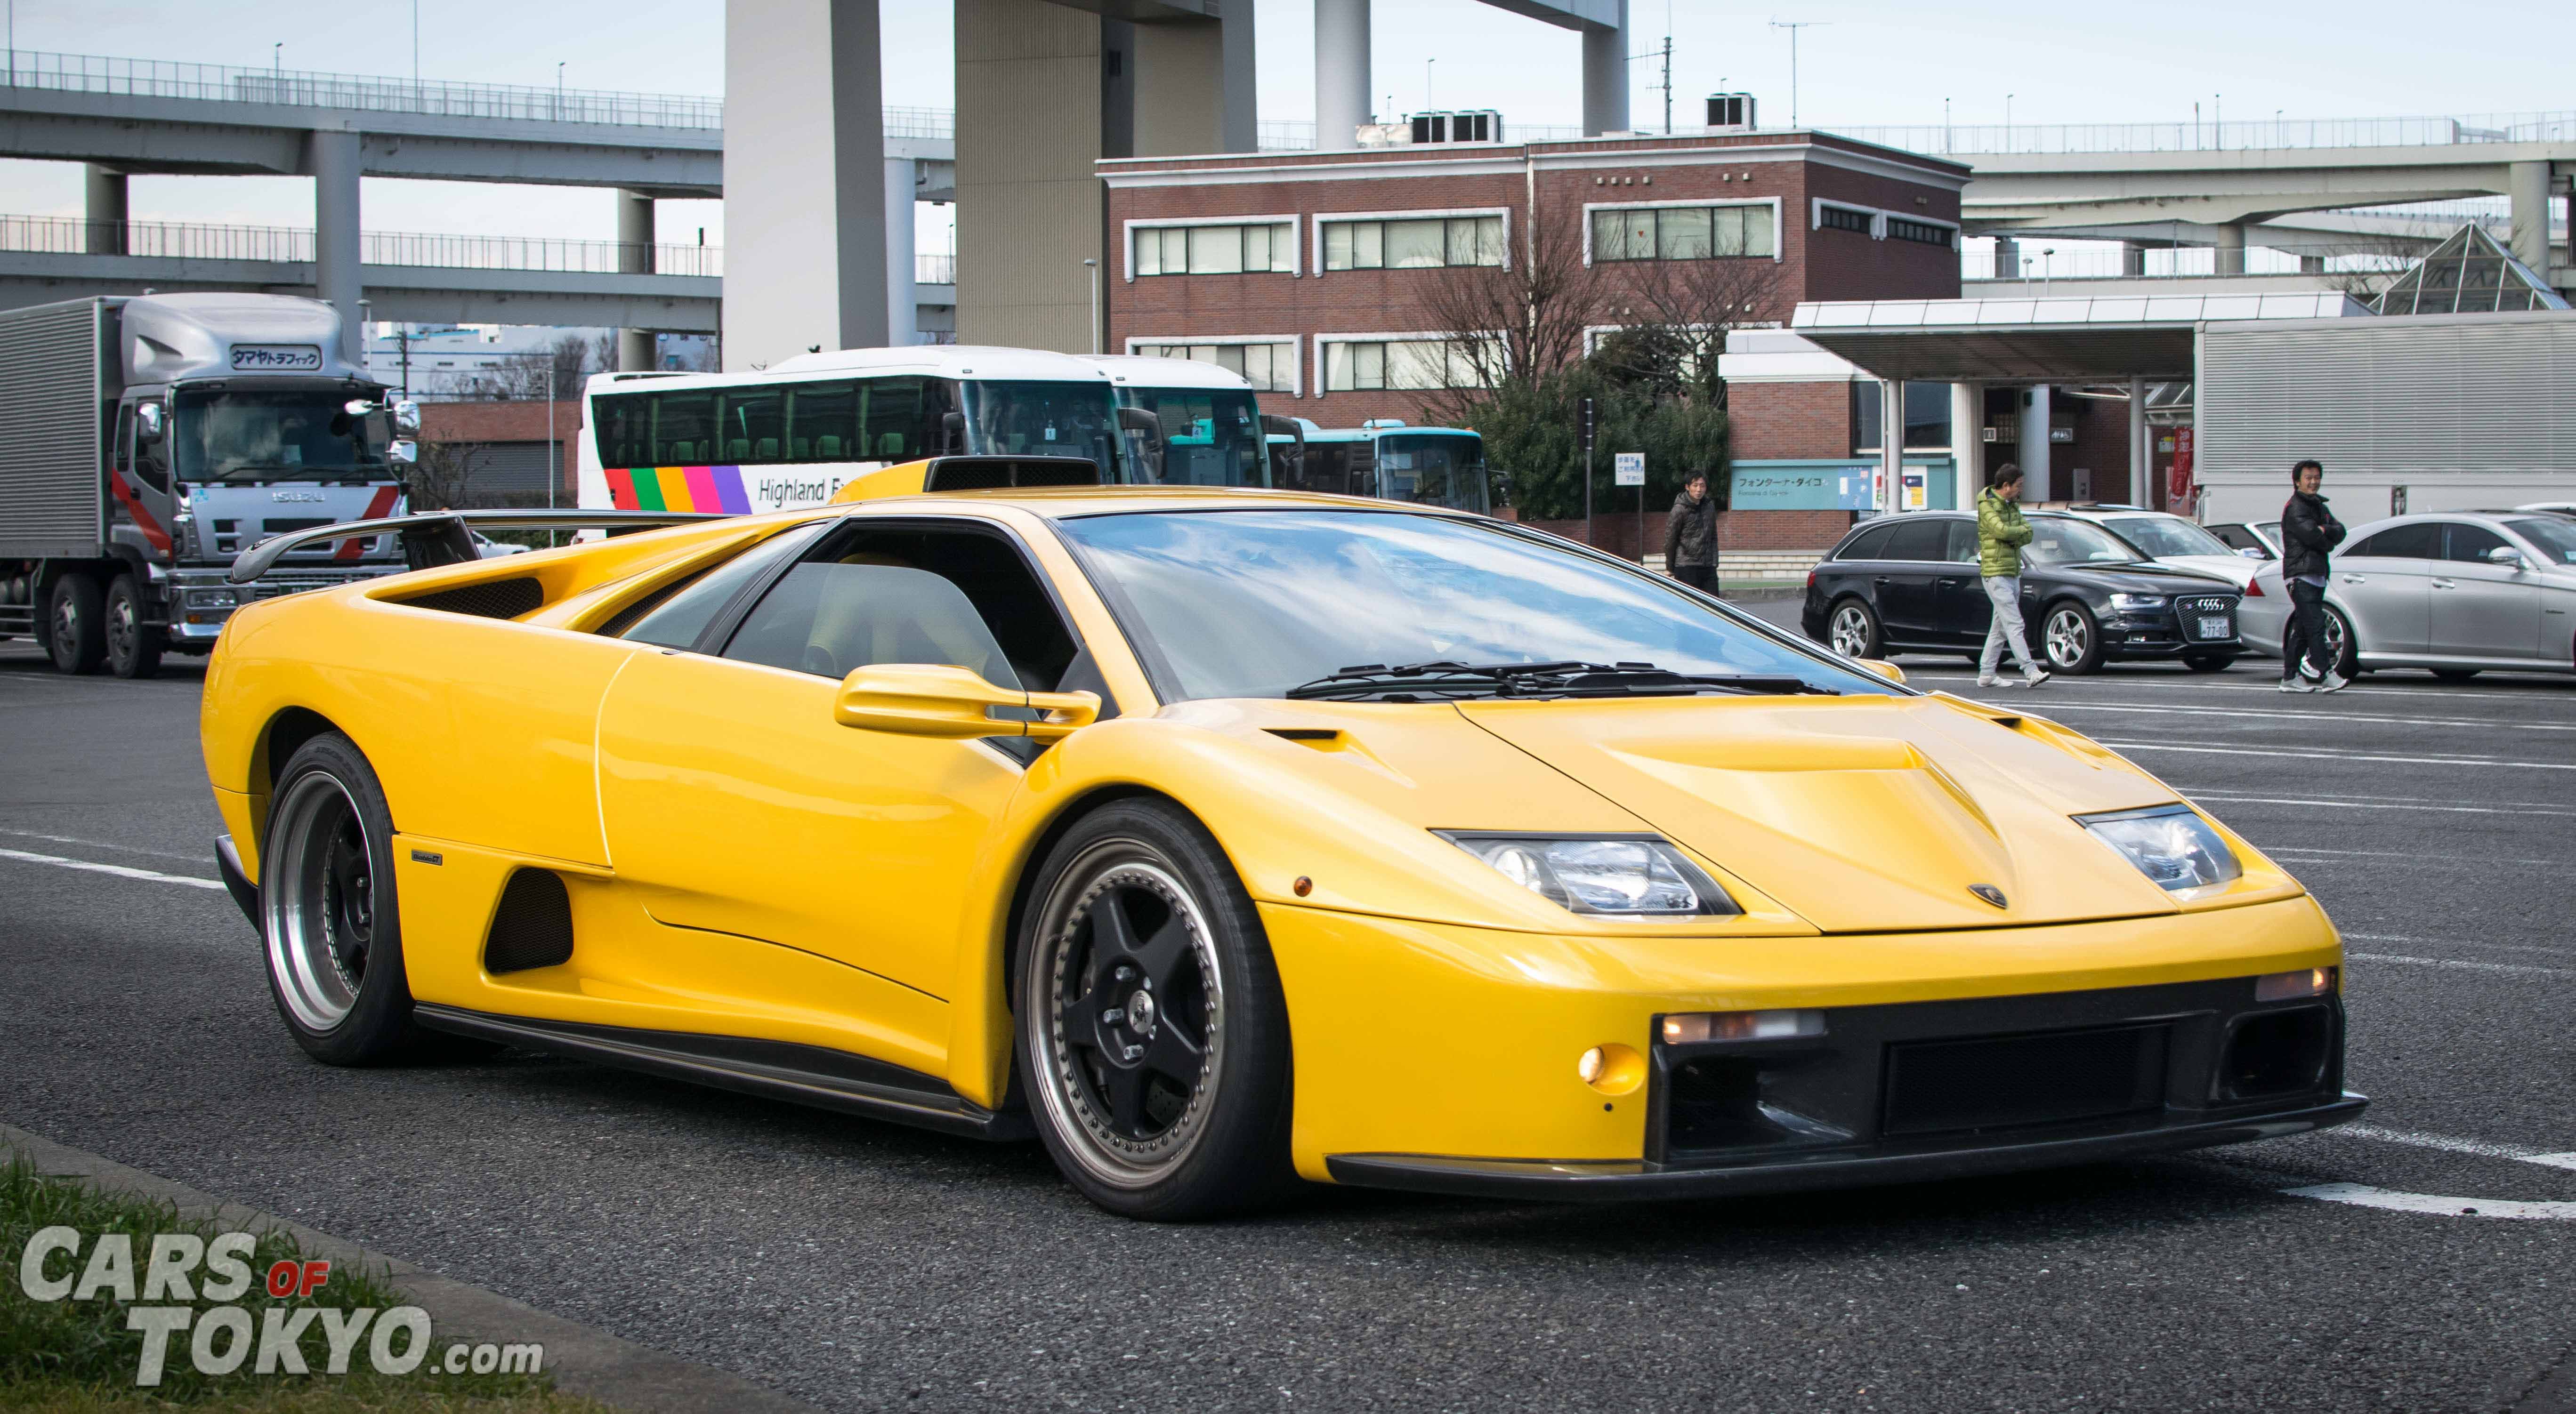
[2,0,2568,251]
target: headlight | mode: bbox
[1437,832,1737,917]
[182,588,239,609]
[2108,593,2167,610]
[2077,805,2241,893]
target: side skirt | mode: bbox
[411,1004,1033,1143]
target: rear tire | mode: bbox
[2181,651,2236,674]
[2042,601,2106,675]
[262,732,428,1065]
[1016,798,1297,1221]
[45,573,105,675]
[1825,597,1883,660]
[104,576,163,680]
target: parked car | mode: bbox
[2252,510,2576,681]
[2054,506,2275,659]
[1802,511,2245,674]
[2209,521,2285,559]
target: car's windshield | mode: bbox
[2024,517,2145,566]
[2507,517,2576,564]
[2104,514,2231,559]
[962,379,1126,480]
[1377,434,1488,513]
[1058,509,1890,702]
[170,389,391,483]
[1118,387,1266,487]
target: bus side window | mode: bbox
[652,390,715,465]
[860,377,928,461]
[786,382,856,462]
[719,386,784,464]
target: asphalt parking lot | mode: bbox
[5,631,2572,1414]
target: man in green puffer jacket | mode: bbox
[1975,464,2049,688]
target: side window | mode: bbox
[651,390,715,466]
[2441,523,2509,563]
[716,387,784,464]
[860,378,929,461]
[1837,522,1896,561]
[614,522,828,649]
[131,409,170,493]
[1882,519,1949,562]
[718,523,1081,695]
[1941,519,1980,563]
[785,381,857,463]
[2349,523,2439,560]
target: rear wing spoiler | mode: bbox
[229,509,726,585]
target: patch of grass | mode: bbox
[1,1153,599,1409]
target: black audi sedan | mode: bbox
[1801,512,2245,674]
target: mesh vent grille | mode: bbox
[922,457,1100,492]
[1883,1024,2168,1137]
[483,869,573,974]
[397,577,543,620]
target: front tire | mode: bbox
[262,733,427,1065]
[1825,597,1883,659]
[2043,602,2106,675]
[45,573,105,675]
[104,576,163,680]
[1017,798,1296,1221]
[2181,651,2236,674]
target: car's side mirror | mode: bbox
[834,663,1101,742]
[1858,659,1906,685]
[2237,546,2268,559]
[2486,546,2528,570]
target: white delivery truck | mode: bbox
[0,293,419,676]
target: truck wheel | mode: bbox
[45,573,106,675]
[263,733,429,1065]
[104,577,163,680]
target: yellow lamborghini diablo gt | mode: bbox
[200,465,2362,1219]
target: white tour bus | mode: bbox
[576,345,1140,515]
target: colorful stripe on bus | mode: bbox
[602,465,755,514]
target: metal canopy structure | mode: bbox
[2373,224,2571,314]
[1790,292,2368,382]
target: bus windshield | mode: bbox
[1115,386,1266,487]
[1377,433,1487,513]
[961,380,1126,479]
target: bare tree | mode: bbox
[405,440,494,510]
[459,332,604,402]
[1413,211,1606,422]
[1591,250,1785,406]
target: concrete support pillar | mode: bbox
[1950,381,1983,504]
[306,129,363,363]
[1580,0,1630,136]
[2508,159,2550,271]
[721,0,887,370]
[2213,221,2245,277]
[615,189,656,371]
[83,165,126,256]
[1994,236,2019,281]
[2128,376,2149,512]
[2017,383,2051,503]
[1879,378,1905,515]
[1315,0,1370,146]
[885,158,918,347]
[2120,241,2144,277]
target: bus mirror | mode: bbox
[135,402,164,441]
[1259,413,1305,447]
[1117,407,1163,437]
[941,411,966,453]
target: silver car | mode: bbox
[2054,506,2277,658]
[2248,511,2576,681]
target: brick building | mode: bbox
[1098,128,1970,565]
[416,400,584,508]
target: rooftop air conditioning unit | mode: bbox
[1706,93,1757,129]
[1409,110,1501,145]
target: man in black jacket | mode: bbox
[1665,471,1720,596]
[2279,458,2349,693]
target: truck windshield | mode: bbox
[1377,433,1487,513]
[1116,387,1266,487]
[961,380,1126,481]
[171,389,391,483]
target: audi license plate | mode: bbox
[2197,614,2231,639]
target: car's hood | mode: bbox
[2153,554,2258,588]
[1454,693,2193,933]
[2049,560,2237,592]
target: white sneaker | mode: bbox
[2318,669,2350,693]
[1977,673,1999,688]
[2278,677,2316,694]
[2018,667,2051,688]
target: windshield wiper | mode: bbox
[1284,660,1839,702]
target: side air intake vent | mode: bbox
[397,577,544,620]
[483,869,574,973]
[921,456,1102,492]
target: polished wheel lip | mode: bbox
[1030,843,1226,1192]
[264,771,371,1032]
[1828,603,1872,657]
[48,593,78,662]
[2044,607,2090,668]
[105,589,137,666]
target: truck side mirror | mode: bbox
[388,439,418,466]
[135,402,164,441]
[393,400,421,435]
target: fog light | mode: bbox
[1576,1043,1644,1094]
[2255,966,2336,1002]
[1659,1010,1825,1045]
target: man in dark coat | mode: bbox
[2279,458,2349,693]
[1664,471,1720,596]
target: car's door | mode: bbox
[1930,518,1988,643]
[2333,522,2437,657]
[2429,522,2543,660]
[1873,518,1952,646]
[594,515,1094,1005]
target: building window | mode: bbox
[1589,205,1777,262]
[1322,216,1504,271]
[1134,222,1294,276]
[1817,204,1873,235]
[1323,339,1484,392]
[1887,216,1953,247]
[1853,381,1953,453]
[1135,341,1296,393]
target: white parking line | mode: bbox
[0,827,209,864]
[2192,794,2576,819]
[2282,1184,2576,1220]
[2096,740,2576,771]
[2348,951,2576,979]
[2335,1125,2576,1171]
[0,847,226,891]
[2005,700,2576,732]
